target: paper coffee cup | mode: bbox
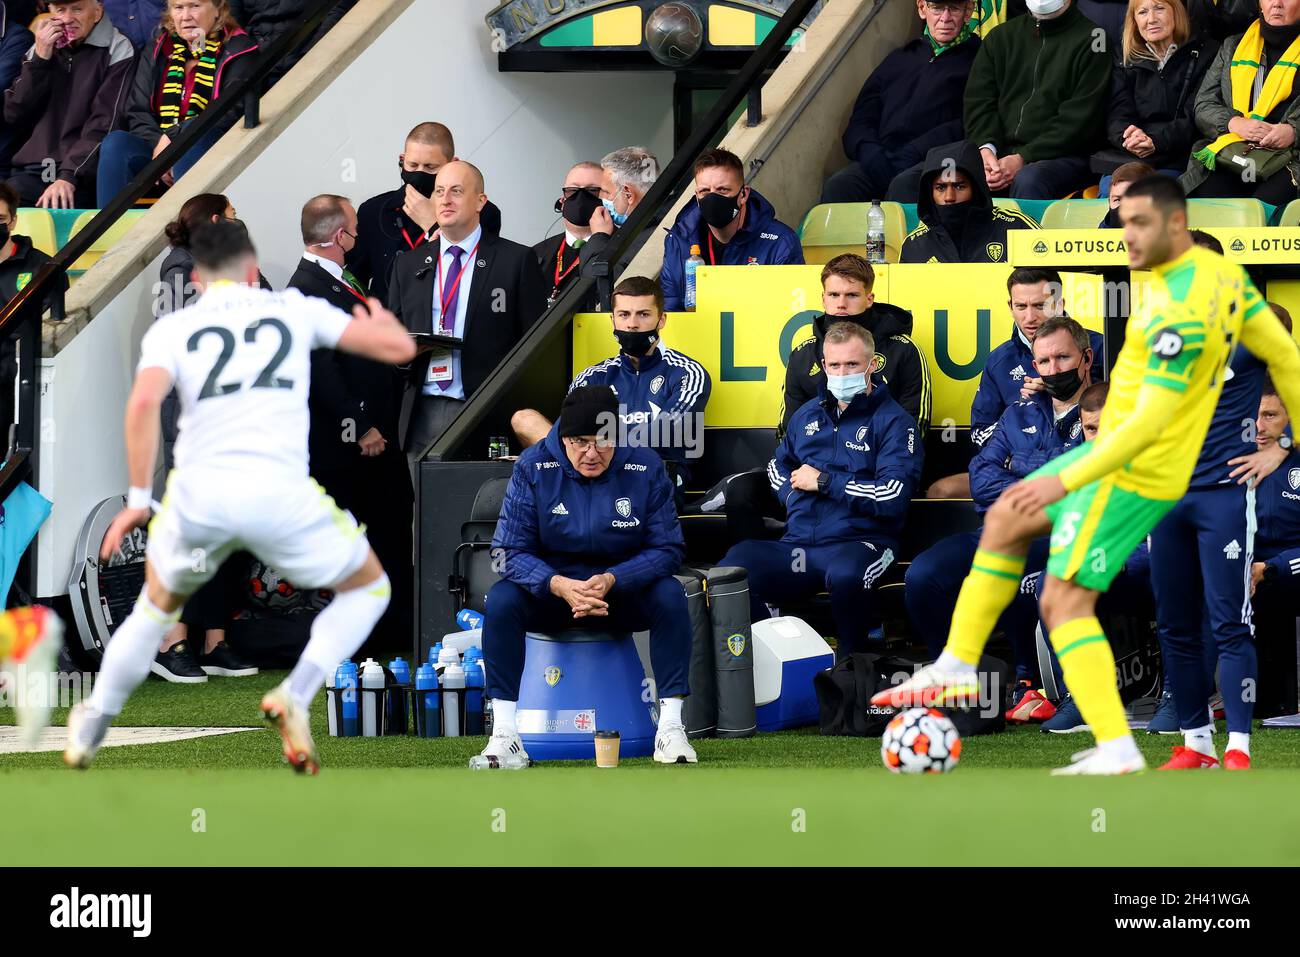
[594,730,620,768]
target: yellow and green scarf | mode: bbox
[157,33,222,131]
[926,19,976,57]
[1194,20,1300,170]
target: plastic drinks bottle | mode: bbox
[684,244,705,310]
[442,660,466,737]
[339,661,359,737]
[464,659,485,735]
[866,200,886,264]
[415,662,440,738]
[361,659,384,736]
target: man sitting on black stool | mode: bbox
[719,323,923,659]
[480,385,696,766]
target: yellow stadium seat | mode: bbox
[799,202,908,264]
[1186,198,1267,228]
[1278,200,1300,226]
[17,208,57,256]
[66,209,146,273]
[1039,199,1109,229]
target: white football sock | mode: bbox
[1184,723,1217,759]
[1098,735,1142,764]
[1227,731,1250,756]
[658,696,684,729]
[87,591,180,716]
[492,699,517,734]
[290,573,390,709]
[934,651,978,674]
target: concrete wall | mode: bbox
[36,0,674,597]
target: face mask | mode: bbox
[1041,367,1083,400]
[934,201,974,236]
[826,372,868,403]
[562,189,601,227]
[698,191,741,229]
[602,196,629,227]
[401,168,437,198]
[0,224,10,249]
[614,328,659,356]
[1025,0,1067,16]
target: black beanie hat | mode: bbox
[559,385,620,439]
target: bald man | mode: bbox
[533,161,604,312]
[387,161,547,462]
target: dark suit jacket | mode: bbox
[385,229,546,447]
[532,231,599,313]
[288,257,404,475]
[348,184,502,305]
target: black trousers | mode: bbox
[1252,576,1300,717]
[1188,166,1300,206]
[6,166,95,208]
[723,469,785,545]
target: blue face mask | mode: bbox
[826,372,868,403]
[602,196,629,227]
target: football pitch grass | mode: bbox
[4,671,1300,866]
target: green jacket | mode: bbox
[963,4,1111,163]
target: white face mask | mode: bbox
[1025,0,1066,16]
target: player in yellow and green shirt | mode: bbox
[874,176,1300,774]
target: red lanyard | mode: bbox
[400,224,422,250]
[436,240,480,331]
[553,241,580,292]
[706,231,719,265]
[342,282,366,303]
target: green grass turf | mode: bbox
[4,672,1300,865]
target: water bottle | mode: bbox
[484,697,494,737]
[464,659,485,735]
[456,608,484,631]
[339,661,359,737]
[428,642,444,669]
[415,662,440,737]
[442,660,466,737]
[387,657,410,735]
[684,243,705,310]
[436,645,460,680]
[468,752,529,770]
[361,658,385,737]
[866,200,886,265]
[326,665,339,737]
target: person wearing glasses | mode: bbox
[479,384,698,766]
[900,141,1038,263]
[532,161,604,312]
[821,0,980,204]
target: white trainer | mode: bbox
[479,729,530,764]
[63,703,108,770]
[654,723,698,764]
[1051,747,1147,776]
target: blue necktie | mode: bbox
[435,245,464,392]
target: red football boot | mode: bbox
[1158,745,1220,770]
[1005,681,1057,723]
[1222,749,1250,770]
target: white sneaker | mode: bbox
[868,662,981,710]
[654,723,698,764]
[480,729,529,764]
[1051,747,1147,776]
[63,703,108,770]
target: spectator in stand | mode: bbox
[1182,0,1300,203]
[1100,0,1217,183]
[579,145,658,309]
[720,322,924,660]
[348,122,502,305]
[94,0,260,206]
[900,141,1038,263]
[533,161,603,312]
[1189,225,1223,250]
[820,0,980,203]
[4,0,135,208]
[660,148,802,311]
[1187,0,1261,41]
[0,4,35,178]
[889,0,1112,200]
[103,0,164,50]
[1099,159,1157,225]
[229,0,354,87]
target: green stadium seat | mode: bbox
[17,208,57,256]
[66,209,146,274]
[1187,198,1268,228]
[1039,199,1109,229]
[799,202,907,264]
[1277,199,1300,226]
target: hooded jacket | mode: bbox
[124,26,259,149]
[5,11,135,184]
[780,303,932,439]
[970,321,1105,446]
[900,142,1037,264]
[1106,35,1218,170]
[660,187,802,311]
[969,391,1084,512]
[769,381,923,550]
[963,3,1111,162]
[492,428,685,598]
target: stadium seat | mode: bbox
[1039,199,1109,229]
[1277,199,1300,227]
[992,198,1036,224]
[799,202,907,263]
[18,208,58,257]
[1187,198,1268,229]
[66,209,147,274]
[448,476,510,611]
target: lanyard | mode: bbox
[706,231,720,266]
[436,239,480,332]
[552,241,580,294]
[394,206,424,250]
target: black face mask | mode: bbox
[934,201,975,238]
[561,188,601,227]
[698,191,741,229]
[1101,205,1123,229]
[1041,367,1084,400]
[614,328,659,356]
[401,168,437,198]
[0,224,10,249]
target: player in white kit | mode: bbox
[64,221,416,773]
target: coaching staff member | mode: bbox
[479,385,697,767]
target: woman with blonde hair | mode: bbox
[1103,0,1218,172]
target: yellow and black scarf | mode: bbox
[157,33,222,130]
